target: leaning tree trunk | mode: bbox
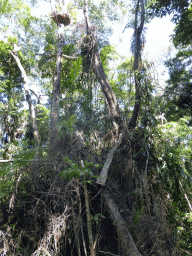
[83,0,120,122]
[83,0,123,186]
[103,188,141,256]
[91,51,120,121]
[10,51,41,146]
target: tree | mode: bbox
[147,0,189,19]
[0,0,190,255]
[0,40,26,155]
[148,1,192,255]
[48,0,71,152]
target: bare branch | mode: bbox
[62,54,78,60]
[10,51,41,146]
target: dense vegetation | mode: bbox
[0,0,191,255]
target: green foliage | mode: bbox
[0,0,26,15]
[61,56,82,93]
[0,0,37,34]
[0,162,15,197]
[133,206,144,226]
[7,36,18,45]
[147,0,189,19]
[0,40,21,84]
[157,117,192,179]
[58,114,77,136]
[0,39,27,158]
[60,158,98,182]
[38,23,57,79]
[173,3,192,47]
[36,105,50,144]
[150,1,192,249]
[100,45,117,73]
[1,0,192,254]
[173,211,192,254]
[91,213,106,225]
[0,145,36,199]
[164,49,192,120]
[151,116,192,254]
[114,57,135,113]
[88,0,113,38]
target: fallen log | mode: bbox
[103,188,141,256]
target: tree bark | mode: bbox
[103,188,141,256]
[49,23,64,151]
[83,0,123,186]
[96,131,124,186]
[83,0,120,122]
[49,0,72,152]
[92,51,120,120]
[49,28,64,150]
[10,51,41,146]
[128,0,145,129]
[84,182,95,256]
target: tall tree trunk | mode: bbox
[49,0,71,152]
[96,131,124,185]
[128,0,145,129]
[49,24,64,151]
[10,51,41,146]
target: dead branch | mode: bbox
[62,54,78,60]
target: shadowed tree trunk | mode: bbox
[49,24,64,152]
[128,0,145,129]
[92,51,120,120]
